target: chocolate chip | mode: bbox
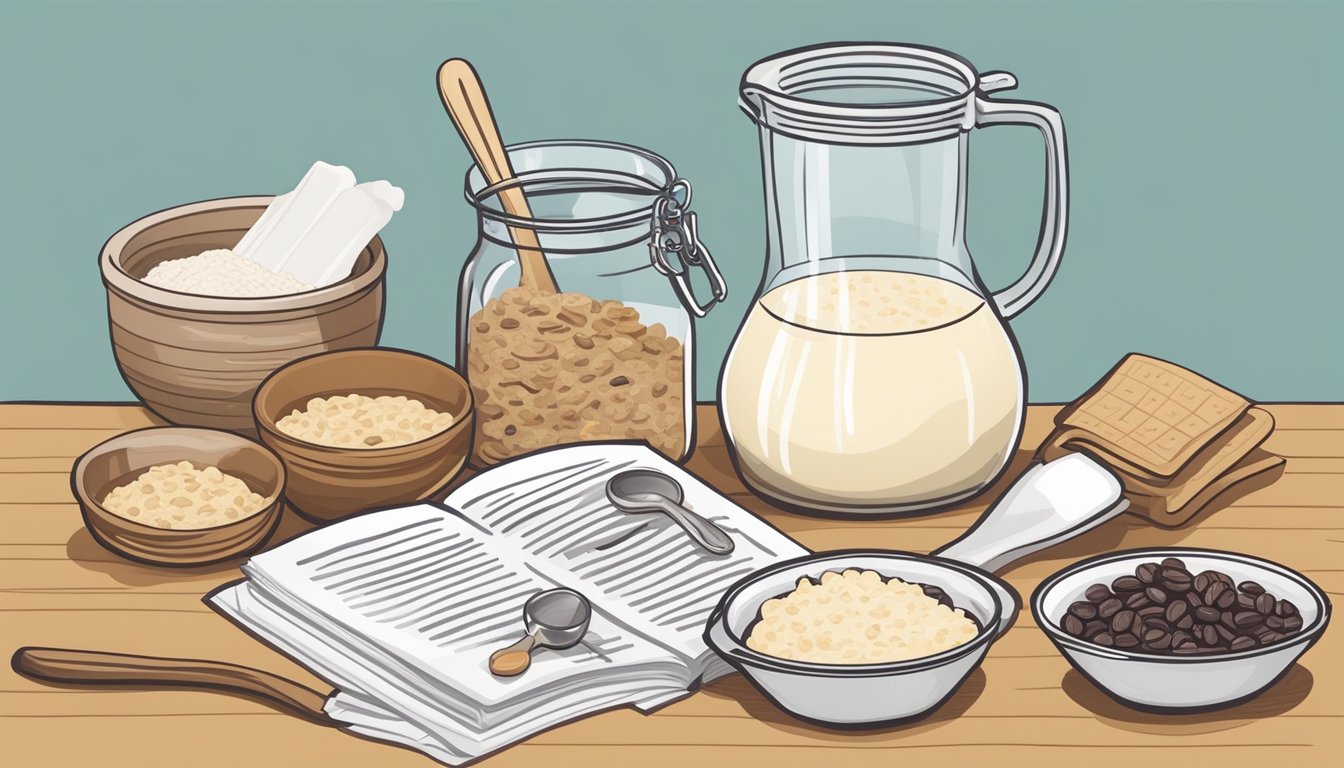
[1234,611,1263,629]
[1161,568,1193,592]
[1111,610,1136,634]
[1085,584,1112,602]
[1114,633,1140,649]
[1063,560,1306,658]
[609,376,631,387]
[1098,598,1123,618]
[1112,576,1143,593]
[1206,581,1235,609]
[1255,593,1276,615]
[1136,563,1160,584]
[1165,601,1188,623]
[1069,601,1098,620]
[1194,606,1221,623]
[1063,614,1086,636]
[1199,624,1219,646]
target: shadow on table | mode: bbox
[1061,665,1314,735]
[698,668,985,741]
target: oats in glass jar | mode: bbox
[467,287,684,465]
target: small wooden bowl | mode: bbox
[71,427,286,567]
[252,348,474,524]
[100,196,387,435]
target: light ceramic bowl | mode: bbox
[252,347,474,524]
[100,196,387,434]
[705,550,1019,727]
[1032,547,1331,712]
[71,427,286,567]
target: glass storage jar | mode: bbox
[459,140,725,466]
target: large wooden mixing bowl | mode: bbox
[99,196,386,434]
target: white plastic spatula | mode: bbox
[235,162,403,289]
[235,161,355,266]
[919,454,1129,626]
[277,182,403,288]
[933,453,1131,573]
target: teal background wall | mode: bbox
[2,0,1341,403]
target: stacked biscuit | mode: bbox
[1037,354,1284,527]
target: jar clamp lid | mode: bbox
[648,180,726,318]
[464,139,725,318]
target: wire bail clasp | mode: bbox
[649,180,727,317]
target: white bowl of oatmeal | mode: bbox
[71,427,286,566]
[705,550,1019,727]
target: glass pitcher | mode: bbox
[719,43,1068,515]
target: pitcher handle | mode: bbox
[975,73,1069,319]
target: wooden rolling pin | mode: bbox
[437,58,559,294]
[11,646,339,726]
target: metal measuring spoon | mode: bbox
[606,469,735,555]
[488,588,592,677]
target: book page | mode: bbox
[443,444,808,661]
[227,503,677,714]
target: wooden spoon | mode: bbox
[437,58,558,294]
[11,646,339,726]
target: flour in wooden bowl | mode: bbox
[142,248,311,297]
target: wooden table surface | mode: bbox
[2,403,1340,767]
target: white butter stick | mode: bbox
[279,182,403,288]
[356,180,405,213]
[236,161,356,271]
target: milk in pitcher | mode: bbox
[720,270,1023,513]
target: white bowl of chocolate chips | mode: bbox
[1032,547,1331,711]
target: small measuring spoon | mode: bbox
[606,469,735,555]
[488,588,592,677]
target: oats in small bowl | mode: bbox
[71,427,285,566]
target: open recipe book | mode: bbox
[210,444,807,765]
